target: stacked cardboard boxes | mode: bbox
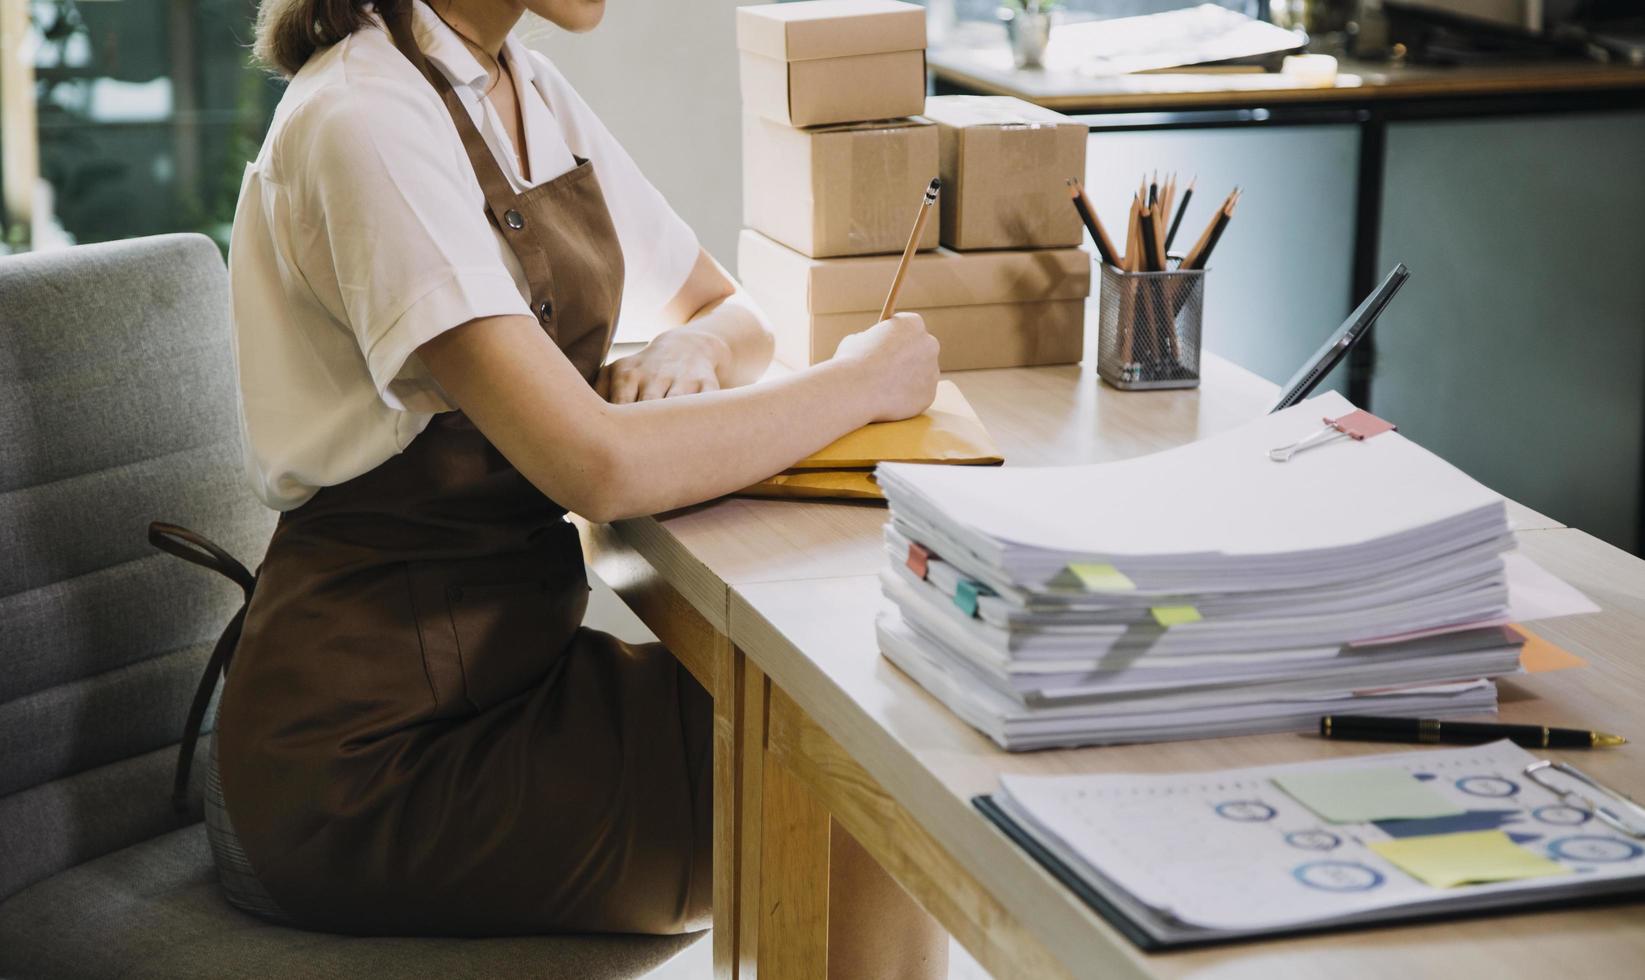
[735,1,1092,372]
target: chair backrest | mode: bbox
[0,233,276,903]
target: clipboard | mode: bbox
[971,744,1645,952]
[972,792,1645,952]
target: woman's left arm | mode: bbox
[597,248,775,403]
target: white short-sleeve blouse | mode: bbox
[228,2,699,510]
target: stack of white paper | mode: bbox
[875,392,1597,749]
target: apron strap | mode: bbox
[420,58,561,332]
[149,522,256,598]
[148,521,257,814]
[423,67,519,214]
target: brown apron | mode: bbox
[195,58,710,937]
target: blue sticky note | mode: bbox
[954,580,980,617]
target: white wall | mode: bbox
[522,2,752,265]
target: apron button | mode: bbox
[504,209,524,230]
[536,300,553,322]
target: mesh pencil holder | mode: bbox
[1096,263,1205,390]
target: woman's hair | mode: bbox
[254,0,429,77]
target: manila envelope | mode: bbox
[737,380,1003,500]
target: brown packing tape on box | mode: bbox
[736,1,927,127]
[737,229,1089,371]
[743,115,939,258]
[924,95,1087,250]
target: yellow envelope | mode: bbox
[738,469,884,500]
[785,381,1003,470]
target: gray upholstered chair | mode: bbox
[0,234,701,978]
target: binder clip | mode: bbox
[1269,410,1396,462]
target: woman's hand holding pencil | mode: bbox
[828,176,943,424]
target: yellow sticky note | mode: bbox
[1370,830,1569,889]
[1151,605,1202,627]
[1069,563,1135,592]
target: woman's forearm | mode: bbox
[596,357,874,519]
[418,313,930,523]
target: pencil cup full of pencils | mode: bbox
[1067,173,1238,391]
[1096,263,1205,389]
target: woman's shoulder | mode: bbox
[265,27,450,180]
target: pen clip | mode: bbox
[1524,760,1645,839]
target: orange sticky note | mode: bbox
[906,543,931,580]
[1509,624,1587,674]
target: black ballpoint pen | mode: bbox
[1321,714,1627,749]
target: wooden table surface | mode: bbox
[591,353,1644,979]
[927,46,1645,114]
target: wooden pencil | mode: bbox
[1068,179,1120,268]
[878,177,941,321]
[1181,188,1237,272]
[1164,177,1195,252]
[1123,193,1140,273]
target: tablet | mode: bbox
[1270,264,1410,413]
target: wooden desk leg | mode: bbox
[766,685,1075,980]
[711,641,746,980]
[737,659,832,980]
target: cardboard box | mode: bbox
[743,115,940,259]
[737,0,926,128]
[738,229,1089,371]
[923,95,1088,251]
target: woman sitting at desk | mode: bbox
[205,0,944,974]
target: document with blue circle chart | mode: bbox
[983,740,1645,947]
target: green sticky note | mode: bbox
[954,580,980,617]
[1069,563,1135,592]
[1274,767,1464,824]
[1150,605,1202,627]
[1370,830,1569,889]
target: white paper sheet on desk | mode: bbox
[1353,553,1600,647]
[1042,4,1306,77]
[877,391,1503,562]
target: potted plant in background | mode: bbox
[997,0,1060,69]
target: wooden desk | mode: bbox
[582,355,1641,980]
